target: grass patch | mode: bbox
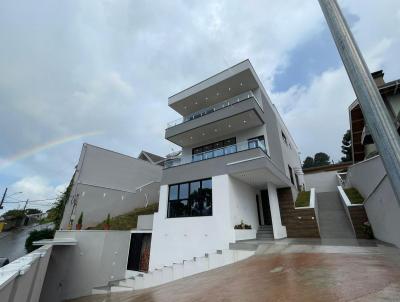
[90,203,158,230]
[295,191,310,207]
[344,188,364,204]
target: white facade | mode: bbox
[150,60,303,269]
[149,175,286,270]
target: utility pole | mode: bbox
[23,199,29,211]
[318,0,400,205]
[0,188,7,209]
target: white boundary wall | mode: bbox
[40,230,131,302]
[346,156,400,248]
[304,170,338,192]
[0,245,52,302]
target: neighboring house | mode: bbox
[349,70,400,163]
[346,70,400,248]
[149,60,305,269]
[60,144,164,229]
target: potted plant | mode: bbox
[104,213,111,230]
[76,212,83,230]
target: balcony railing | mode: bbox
[166,90,261,128]
[164,140,267,168]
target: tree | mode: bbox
[46,173,74,229]
[1,209,25,219]
[302,156,314,169]
[313,152,331,167]
[25,228,55,253]
[341,129,352,162]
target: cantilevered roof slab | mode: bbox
[168,60,261,115]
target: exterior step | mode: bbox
[99,249,255,292]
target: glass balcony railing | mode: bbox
[164,140,268,168]
[166,90,262,128]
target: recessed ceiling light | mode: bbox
[243,120,247,124]
[228,87,231,91]
[228,124,231,128]
[214,129,218,132]
[205,97,208,100]
[216,92,219,96]
[202,133,206,136]
[195,101,198,105]
[240,82,243,86]
[190,136,193,139]
[184,106,187,109]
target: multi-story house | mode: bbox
[149,60,304,269]
[349,70,400,162]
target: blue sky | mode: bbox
[0,0,399,214]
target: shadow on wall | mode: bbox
[346,155,400,248]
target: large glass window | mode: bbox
[191,138,236,161]
[167,178,212,218]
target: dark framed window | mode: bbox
[281,132,288,145]
[191,138,236,161]
[167,178,212,218]
[288,165,294,185]
[295,174,300,191]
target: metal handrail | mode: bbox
[166,90,261,128]
[164,140,267,168]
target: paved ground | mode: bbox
[69,242,400,302]
[0,223,53,261]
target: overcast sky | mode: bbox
[1,0,399,214]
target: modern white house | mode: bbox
[60,144,164,229]
[149,60,305,270]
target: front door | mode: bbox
[261,190,272,225]
[127,233,152,272]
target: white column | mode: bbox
[267,182,287,239]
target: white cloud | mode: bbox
[0,0,399,195]
[272,67,355,161]
[272,0,400,162]
[0,176,67,215]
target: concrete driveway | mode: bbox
[69,243,400,302]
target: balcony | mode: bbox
[167,90,261,128]
[165,92,264,147]
[165,139,268,168]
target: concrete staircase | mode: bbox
[317,192,356,239]
[256,225,274,240]
[92,249,254,294]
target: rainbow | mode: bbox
[0,131,103,170]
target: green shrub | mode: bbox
[25,228,55,253]
[91,203,159,230]
[295,191,310,207]
[344,188,364,204]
